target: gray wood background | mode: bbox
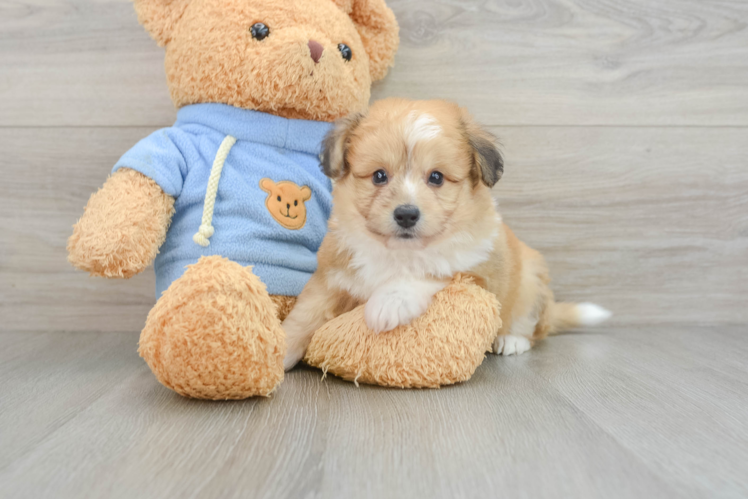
[1,0,747,497]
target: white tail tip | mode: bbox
[576,303,612,326]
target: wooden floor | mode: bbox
[2,326,748,498]
[1,0,747,497]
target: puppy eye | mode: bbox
[250,23,270,41]
[428,171,444,186]
[372,169,388,185]
[338,43,352,62]
[294,200,298,206]
[277,195,281,202]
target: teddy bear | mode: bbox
[68,0,500,399]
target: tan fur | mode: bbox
[68,0,399,399]
[286,99,595,382]
[304,275,501,388]
[269,295,297,322]
[281,234,361,363]
[135,0,399,121]
[323,100,502,251]
[67,168,175,278]
[140,256,286,399]
[341,99,580,341]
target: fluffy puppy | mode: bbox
[282,98,610,370]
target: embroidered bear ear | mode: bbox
[134,0,191,46]
[300,186,312,201]
[460,109,504,188]
[331,0,400,81]
[260,178,276,193]
[321,112,365,179]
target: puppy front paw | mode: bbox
[492,335,532,356]
[282,321,313,372]
[364,286,431,333]
[283,345,305,372]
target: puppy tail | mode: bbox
[546,302,612,335]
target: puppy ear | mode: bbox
[461,111,504,188]
[320,112,364,179]
[134,0,191,46]
[332,0,400,81]
[260,178,275,193]
[300,186,312,201]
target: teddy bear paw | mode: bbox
[139,256,286,399]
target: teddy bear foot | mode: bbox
[304,274,502,388]
[139,256,286,399]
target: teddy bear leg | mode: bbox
[139,255,286,400]
[269,295,296,322]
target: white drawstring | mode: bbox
[193,135,237,247]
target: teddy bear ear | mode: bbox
[260,178,275,193]
[134,0,191,47]
[300,186,312,201]
[332,0,400,81]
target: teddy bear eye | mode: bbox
[250,23,270,41]
[338,43,352,62]
[277,195,281,202]
[294,200,298,206]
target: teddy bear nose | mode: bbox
[308,40,324,64]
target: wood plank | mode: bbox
[0,332,141,471]
[0,0,174,128]
[537,325,748,496]
[380,0,748,126]
[1,126,746,332]
[2,0,748,127]
[0,127,159,333]
[490,125,748,326]
[2,0,747,497]
[2,327,747,497]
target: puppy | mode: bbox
[282,98,610,370]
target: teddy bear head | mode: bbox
[134,0,399,122]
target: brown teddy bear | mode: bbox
[67,0,499,399]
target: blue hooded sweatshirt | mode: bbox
[112,103,334,298]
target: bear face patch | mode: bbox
[260,178,312,230]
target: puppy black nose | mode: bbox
[394,205,420,228]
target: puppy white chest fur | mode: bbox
[328,229,496,300]
[280,98,611,372]
[327,229,496,332]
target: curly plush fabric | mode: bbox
[304,275,501,388]
[270,295,297,322]
[67,168,174,278]
[331,0,399,81]
[134,0,399,121]
[139,256,286,399]
[68,0,400,400]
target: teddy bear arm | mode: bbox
[304,275,502,388]
[67,168,175,278]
